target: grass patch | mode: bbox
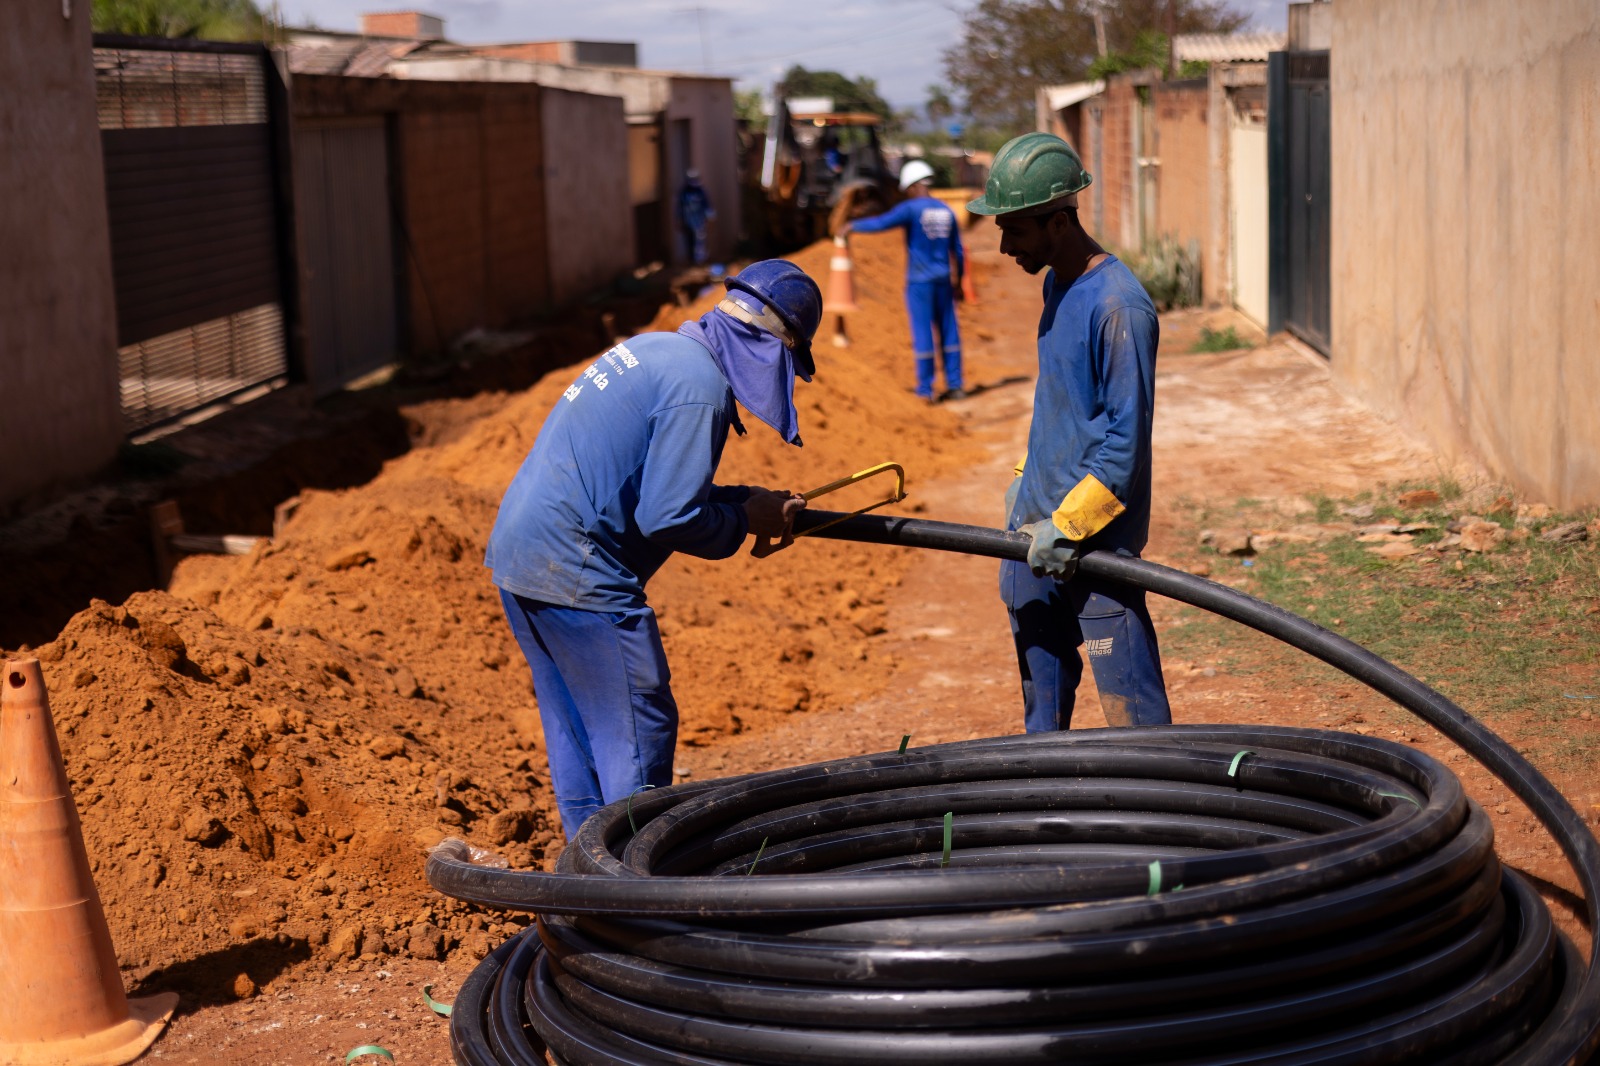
[1129,237,1200,310]
[1165,482,1600,730]
[1191,326,1254,353]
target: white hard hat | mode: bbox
[898,160,935,191]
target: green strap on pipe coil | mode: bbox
[423,984,453,1017]
[746,836,770,876]
[1378,789,1423,808]
[627,784,656,833]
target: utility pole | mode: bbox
[1165,0,1177,76]
[675,6,713,73]
[1091,0,1108,58]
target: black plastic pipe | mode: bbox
[430,513,1600,1065]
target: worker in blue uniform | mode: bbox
[840,159,966,404]
[969,132,1172,732]
[485,261,824,837]
[677,169,715,265]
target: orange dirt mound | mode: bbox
[19,589,543,992]
[3,232,986,987]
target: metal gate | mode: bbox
[93,36,294,431]
[1268,50,1331,355]
[293,120,398,394]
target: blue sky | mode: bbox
[294,0,1289,108]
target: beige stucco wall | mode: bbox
[1332,0,1600,508]
[666,78,739,263]
[0,0,123,508]
[1229,121,1269,329]
[541,87,635,304]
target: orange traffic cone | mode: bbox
[0,659,177,1065]
[961,266,978,305]
[825,236,858,313]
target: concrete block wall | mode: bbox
[0,0,123,508]
[296,76,642,355]
[480,93,552,323]
[541,87,634,304]
[397,105,498,350]
[1332,0,1600,508]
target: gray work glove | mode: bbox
[1003,477,1021,523]
[1021,518,1079,580]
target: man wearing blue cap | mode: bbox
[486,260,824,837]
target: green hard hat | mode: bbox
[967,131,1092,217]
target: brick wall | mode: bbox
[470,42,567,63]
[1151,80,1209,252]
[1092,78,1140,251]
[360,12,443,40]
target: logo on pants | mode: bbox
[1086,637,1115,658]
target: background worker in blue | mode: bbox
[484,261,823,837]
[969,132,1172,732]
[840,159,967,403]
[677,169,715,265]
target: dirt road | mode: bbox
[12,221,1584,1062]
[683,226,1451,776]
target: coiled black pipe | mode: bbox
[431,513,1600,1065]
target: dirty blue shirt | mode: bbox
[678,182,711,230]
[1009,256,1158,555]
[485,332,750,610]
[850,194,966,284]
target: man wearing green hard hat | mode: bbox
[970,131,1172,733]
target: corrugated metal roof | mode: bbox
[1042,80,1104,111]
[1172,32,1286,63]
[283,39,424,76]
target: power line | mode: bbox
[673,5,713,72]
[715,12,962,73]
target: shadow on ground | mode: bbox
[132,934,313,1013]
[0,287,675,651]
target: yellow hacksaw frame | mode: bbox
[750,461,907,557]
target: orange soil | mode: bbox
[3,231,981,990]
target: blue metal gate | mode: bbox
[93,35,298,432]
[1268,50,1331,355]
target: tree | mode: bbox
[92,0,267,39]
[925,83,956,129]
[1087,27,1170,79]
[734,89,767,127]
[943,0,1246,133]
[776,66,895,125]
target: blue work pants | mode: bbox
[1001,559,1172,732]
[683,224,708,266]
[905,279,962,397]
[499,590,678,838]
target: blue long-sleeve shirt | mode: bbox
[850,193,965,285]
[678,182,711,230]
[485,331,750,610]
[1009,256,1158,555]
